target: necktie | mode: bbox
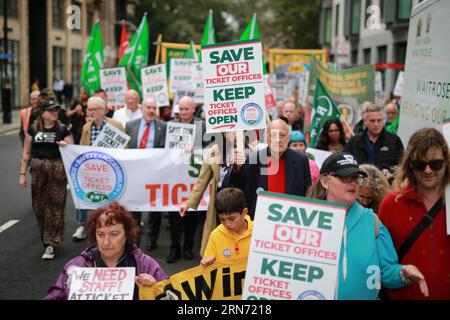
[139,122,150,149]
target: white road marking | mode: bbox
[0,220,19,233]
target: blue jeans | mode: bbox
[76,209,88,225]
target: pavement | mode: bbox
[0,109,21,135]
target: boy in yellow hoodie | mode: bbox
[201,188,254,266]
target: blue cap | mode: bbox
[290,130,306,143]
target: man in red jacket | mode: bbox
[379,128,450,299]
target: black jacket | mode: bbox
[228,148,312,219]
[343,128,404,172]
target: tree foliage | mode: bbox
[139,0,323,61]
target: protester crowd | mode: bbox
[17,83,449,300]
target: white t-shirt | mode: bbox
[112,106,142,127]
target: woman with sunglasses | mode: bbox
[307,152,428,299]
[379,128,450,299]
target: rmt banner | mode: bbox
[202,40,266,133]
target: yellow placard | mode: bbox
[139,258,248,300]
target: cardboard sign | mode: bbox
[141,64,170,107]
[242,192,346,300]
[165,122,196,150]
[202,40,266,133]
[68,267,135,300]
[100,67,128,107]
[192,62,204,104]
[92,122,130,149]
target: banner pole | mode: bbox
[155,34,162,64]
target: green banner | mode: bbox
[309,56,375,126]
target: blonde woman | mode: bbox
[358,164,391,213]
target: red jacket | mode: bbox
[379,187,450,299]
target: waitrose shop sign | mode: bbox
[201,40,266,133]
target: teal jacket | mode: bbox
[337,202,404,300]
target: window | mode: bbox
[335,4,340,37]
[53,46,66,80]
[377,45,387,89]
[0,39,20,108]
[324,7,332,44]
[363,48,371,64]
[87,11,94,35]
[380,0,385,21]
[351,0,361,35]
[71,49,82,99]
[0,0,19,19]
[351,49,358,65]
[52,0,65,29]
[397,0,412,20]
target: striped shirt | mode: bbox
[90,119,106,145]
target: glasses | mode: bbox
[411,159,444,171]
[330,173,363,184]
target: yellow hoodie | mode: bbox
[203,215,254,263]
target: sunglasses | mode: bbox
[330,173,363,184]
[411,159,444,171]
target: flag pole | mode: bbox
[155,34,162,64]
[340,115,354,136]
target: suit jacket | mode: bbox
[80,118,124,146]
[126,118,166,149]
[229,148,312,219]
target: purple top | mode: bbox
[44,245,168,300]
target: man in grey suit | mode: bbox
[126,98,166,250]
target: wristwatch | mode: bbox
[400,269,412,285]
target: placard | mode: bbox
[165,122,196,150]
[92,122,130,149]
[141,64,170,107]
[100,67,128,107]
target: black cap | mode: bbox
[40,100,61,112]
[320,152,368,177]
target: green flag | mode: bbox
[310,78,342,147]
[81,20,104,96]
[183,41,199,61]
[239,13,267,74]
[118,13,149,96]
[201,9,216,46]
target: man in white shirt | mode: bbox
[112,89,143,127]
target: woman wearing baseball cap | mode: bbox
[307,152,428,300]
[19,101,73,260]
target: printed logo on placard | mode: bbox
[158,92,167,104]
[241,103,263,126]
[223,248,232,257]
[70,151,126,206]
[297,290,326,300]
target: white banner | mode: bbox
[141,64,170,107]
[68,267,135,300]
[60,145,211,211]
[165,122,196,150]
[92,122,130,149]
[100,67,128,107]
[398,0,450,145]
[242,192,346,300]
[202,40,266,133]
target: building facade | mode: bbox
[0,0,139,109]
[319,0,424,95]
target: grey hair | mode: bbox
[365,102,384,115]
[87,96,106,110]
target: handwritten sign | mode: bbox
[92,122,130,149]
[68,267,135,300]
[100,67,128,107]
[141,64,170,107]
[165,122,196,150]
[242,192,346,300]
[202,40,266,133]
